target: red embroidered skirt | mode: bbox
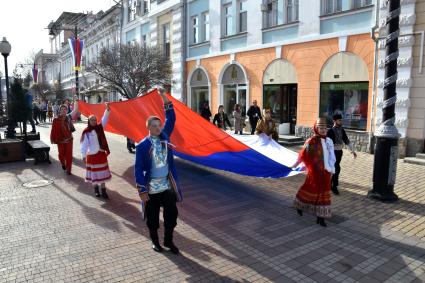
[85,151,111,184]
[293,170,332,218]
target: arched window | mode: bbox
[219,63,248,116]
[188,67,210,114]
[263,59,297,134]
[320,52,369,130]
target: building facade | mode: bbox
[186,0,376,149]
[184,0,424,156]
[121,0,186,99]
[80,4,122,103]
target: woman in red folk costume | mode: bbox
[80,103,112,199]
[50,96,79,175]
[292,118,336,227]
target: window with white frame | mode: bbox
[128,0,138,22]
[264,0,277,28]
[163,24,170,59]
[286,0,299,23]
[223,4,233,36]
[322,0,372,15]
[142,34,147,48]
[352,0,372,8]
[238,0,247,33]
[263,0,299,29]
[143,0,149,14]
[192,16,199,44]
[203,12,210,42]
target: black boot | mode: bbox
[297,209,303,216]
[94,185,100,197]
[317,217,327,227]
[164,228,179,255]
[149,229,163,252]
[331,186,340,195]
[101,187,109,199]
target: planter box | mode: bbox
[0,139,25,163]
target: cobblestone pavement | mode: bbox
[1,122,425,282]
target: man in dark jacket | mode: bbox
[327,113,357,195]
[135,87,182,254]
[247,100,262,134]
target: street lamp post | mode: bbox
[0,37,15,139]
[368,0,400,202]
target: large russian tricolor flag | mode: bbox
[78,89,301,178]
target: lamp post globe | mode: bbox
[0,37,11,56]
[0,37,14,139]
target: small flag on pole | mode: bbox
[32,64,38,83]
[68,37,84,71]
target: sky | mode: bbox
[0,0,117,77]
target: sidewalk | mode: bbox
[0,122,425,282]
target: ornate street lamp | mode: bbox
[368,0,400,202]
[0,37,15,139]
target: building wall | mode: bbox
[407,0,425,155]
[187,34,375,132]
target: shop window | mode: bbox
[320,82,368,130]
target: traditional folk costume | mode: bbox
[80,110,111,198]
[294,118,336,226]
[256,116,278,141]
[135,101,182,254]
[50,103,78,174]
[327,113,356,195]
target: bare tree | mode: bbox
[87,43,172,99]
[31,82,52,101]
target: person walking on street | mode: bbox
[33,102,40,125]
[256,109,278,141]
[47,101,53,122]
[50,96,79,175]
[41,100,47,123]
[292,118,336,227]
[81,103,112,199]
[213,105,232,130]
[127,137,136,153]
[247,100,262,135]
[53,102,59,118]
[200,102,212,121]
[135,87,182,255]
[326,113,357,195]
[25,90,36,133]
[233,104,244,135]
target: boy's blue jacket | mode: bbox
[134,102,182,202]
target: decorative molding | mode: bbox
[377,98,411,108]
[380,0,416,9]
[377,78,412,88]
[338,36,347,52]
[379,14,416,29]
[378,35,415,49]
[378,57,413,68]
[275,46,282,59]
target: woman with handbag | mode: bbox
[50,96,79,175]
